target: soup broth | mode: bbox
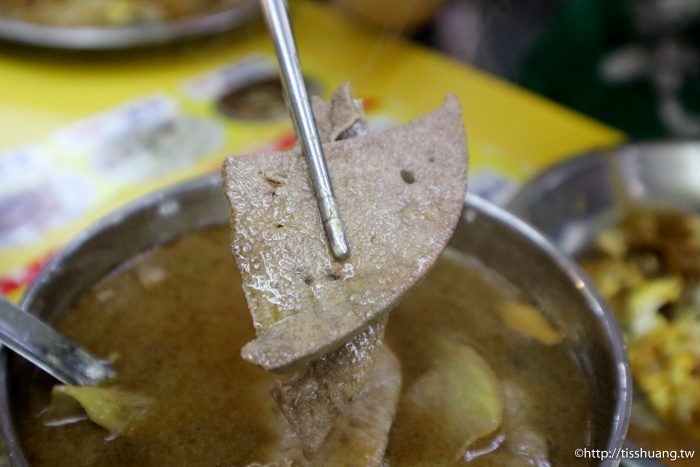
[17,227,592,466]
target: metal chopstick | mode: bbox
[260,0,350,260]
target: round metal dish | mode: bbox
[0,1,259,49]
[508,141,700,256]
[0,175,631,466]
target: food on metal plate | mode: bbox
[580,209,700,448]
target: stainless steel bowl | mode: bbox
[0,1,258,49]
[0,175,631,466]
[508,141,700,256]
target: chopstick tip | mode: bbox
[325,217,350,260]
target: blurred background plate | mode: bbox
[508,141,700,255]
[0,0,258,50]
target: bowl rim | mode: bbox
[0,0,259,50]
[507,140,700,215]
[0,175,632,466]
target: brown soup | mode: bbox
[17,227,592,466]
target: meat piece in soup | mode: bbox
[222,85,468,371]
[261,345,401,466]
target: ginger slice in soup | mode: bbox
[402,336,504,461]
[45,386,151,435]
[497,301,563,345]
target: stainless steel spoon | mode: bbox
[0,296,116,386]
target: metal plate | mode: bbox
[508,141,700,256]
[0,1,259,50]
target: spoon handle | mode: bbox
[0,297,116,386]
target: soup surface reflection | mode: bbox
[17,227,592,466]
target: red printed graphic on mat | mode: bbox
[0,251,54,296]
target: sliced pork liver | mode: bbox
[223,85,467,455]
[268,87,387,455]
[263,345,402,466]
[222,91,467,372]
